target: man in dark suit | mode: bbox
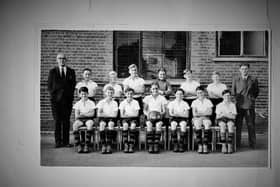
[48,53,76,148]
[232,63,259,149]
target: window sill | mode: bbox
[213,57,268,62]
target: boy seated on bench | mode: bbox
[96,86,119,154]
[168,88,190,152]
[215,89,237,154]
[191,86,213,154]
[73,86,96,153]
[119,88,140,153]
[143,82,168,153]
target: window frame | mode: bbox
[113,31,189,79]
[217,31,268,58]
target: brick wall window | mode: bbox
[217,31,268,57]
[114,31,189,79]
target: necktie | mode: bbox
[61,68,66,79]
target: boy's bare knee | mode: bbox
[170,121,178,130]
[108,121,115,130]
[179,121,187,132]
[155,121,163,131]
[130,122,136,129]
[203,119,212,129]
[85,120,94,130]
[227,121,235,133]
[218,122,226,133]
[99,121,106,131]
[146,121,153,131]
[193,118,202,130]
[73,120,83,131]
[122,122,129,130]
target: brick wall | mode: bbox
[40,30,113,130]
[190,31,269,114]
[40,30,269,130]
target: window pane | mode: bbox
[142,31,186,79]
[219,31,241,55]
[142,32,163,79]
[164,32,186,78]
[164,32,186,50]
[243,31,265,56]
[114,31,140,78]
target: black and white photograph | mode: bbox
[1,0,280,187]
[40,30,270,167]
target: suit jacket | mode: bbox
[48,66,76,103]
[232,75,259,109]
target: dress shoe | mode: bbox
[250,144,256,149]
[55,143,63,148]
[63,143,73,148]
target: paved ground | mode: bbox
[41,131,268,167]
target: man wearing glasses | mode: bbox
[48,53,76,148]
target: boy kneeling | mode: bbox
[191,86,213,154]
[168,89,190,152]
[143,83,168,153]
[215,89,237,154]
[96,86,119,154]
[73,87,96,153]
[119,88,140,153]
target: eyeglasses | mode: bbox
[57,57,66,60]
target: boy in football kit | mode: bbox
[96,86,119,154]
[216,89,237,154]
[191,86,213,154]
[103,71,123,99]
[143,82,168,153]
[76,68,98,101]
[119,88,140,153]
[168,88,190,152]
[123,64,145,113]
[72,87,96,153]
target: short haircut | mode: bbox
[222,89,231,96]
[83,68,92,73]
[183,69,192,74]
[79,86,89,93]
[240,63,250,68]
[56,53,66,59]
[150,82,159,88]
[109,71,117,76]
[196,85,205,92]
[212,71,220,76]
[104,85,114,92]
[128,64,137,70]
[157,67,167,73]
[125,87,134,93]
[175,88,185,95]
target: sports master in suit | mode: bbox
[232,63,259,149]
[48,53,76,148]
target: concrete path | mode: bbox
[41,132,268,167]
